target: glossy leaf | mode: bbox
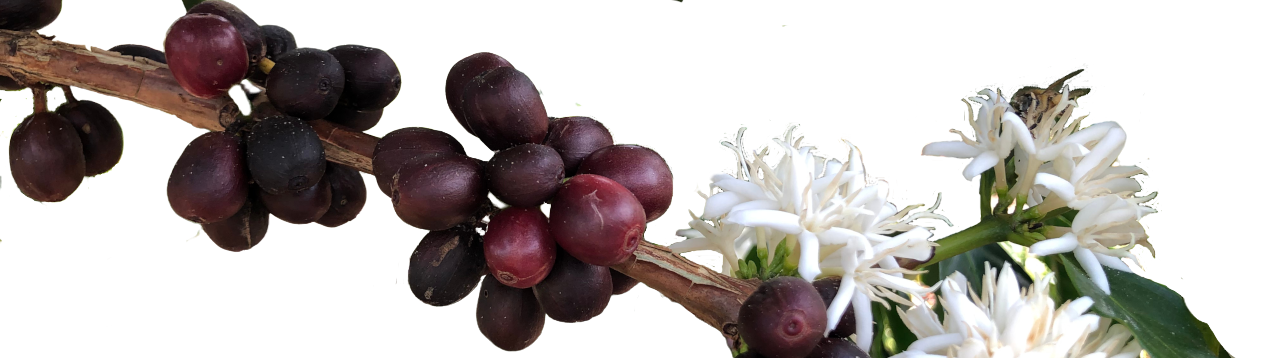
[182,0,204,11]
[1060,257,1218,358]
[938,242,1031,294]
[1046,255,1082,304]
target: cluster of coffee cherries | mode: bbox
[373,52,673,351]
[162,0,399,250]
[4,0,126,203]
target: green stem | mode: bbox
[913,215,1012,269]
[979,170,994,216]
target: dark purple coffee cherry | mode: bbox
[0,0,61,31]
[247,24,296,86]
[9,112,84,202]
[267,48,345,120]
[258,177,331,225]
[445,52,512,134]
[548,174,646,266]
[391,154,487,231]
[543,116,613,174]
[187,0,264,70]
[167,132,248,223]
[408,227,487,307]
[372,127,465,197]
[459,66,548,151]
[55,100,123,177]
[109,44,166,64]
[532,250,612,323]
[202,192,269,252]
[486,143,564,207]
[484,207,557,289]
[164,13,248,99]
[316,163,367,228]
[739,276,828,358]
[476,275,545,351]
[577,144,674,222]
[806,338,869,358]
[246,115,326,195]
[813,277,857,338]
[325,105,381,132]
[328,45,400,110]
[610,269,640,295]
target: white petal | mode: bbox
[923,141,982,158]
[1075,247,1111,294]
[668,237,714,254]
[1071,127,1127,184]
[906,333,964,354]
[1072,195,1119,233]
[1029,235,1079,256]
[895,243,935,261]
[727,199,782,214]
[1095,254,1133,272]
[702,191,746,218]
[1002,112,1038,155]
[962,151,1001,181]
[816,227,865,247]
[797,231,821,281]
[826,275,857,334]
[853,291,874,349]
[1065,296,1095,317]
[713,178,770,201]
[674,227,705,239]
[1034,173,1077,202]
[724,210,802,234]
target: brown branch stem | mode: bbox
[1,29,757,347]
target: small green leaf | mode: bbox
[1060,257,1218,358]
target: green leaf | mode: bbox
[1046,255,1082,304]
[1060,257,1218,358]
[979,169,995,216]
[938,242,1032,294]
[182,0,205,11]
[1192,317,1234,357]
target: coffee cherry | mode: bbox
[167,132,248,223]
[0,0,61,31]
[110,44,167,64]
[739,276,828,358]
[246,115,326,195]
[486,143,564,207]
[258,177,331,225]
[543,116,613,174]
[371,127,465,197]
[248,24,297,86]
[187,0,264,70]
[446,52,512,134]
[806,338,869,358]
[316,163,367,228]
[577,144,674,222]
[328,45,400,110]
[266,48,345,120]
[325,105,381,132]
[55,100,123,177]
[459,66,548,151]
[201,193,269,252]
[610,269,640,295]
[532,250,612,323]
[484,207,557,289]
[391,154,487,231]
[164,13,248,99]
[812,277,857,338]
[548,174,646,266]
[9,112,84,202]
[408,227,487,307]
[476,275,545,351]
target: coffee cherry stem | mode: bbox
[258,57,275,75]
[60,84,76,103]
[31,85,47,113]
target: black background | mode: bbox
[0,1,1213,355]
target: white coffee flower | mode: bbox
[1032,122,1153,212]
[892,263,1143,358]
[1028,195,1153,294]
[671,126,947,349]
[922,89,1036,180]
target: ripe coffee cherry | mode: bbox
[187,0,264,70]
[0,76,23,91]
[167,132,248,223]
[408,227,487,307]
[459,66,549,151]
[316,163,367,228]
[55,100,124,176]
[806,338,869,358]
[267,48,345,120]
[476,275,545,351]
[486,143,564,207]
[328,45,401,110]
[246,115,326,195]
[0,0,61,31]
[445,52,512,134]
[325,105,381,132]
[548,174,646,266]
[248,24,297,86]
[578,144,674,222]
[484,207,557,289]
[258,177,331,224]
[532,250,612,323]
[202,193,269,252]
[739,276,828,358]
[372,127,465,197]
[392,154,487,231]
[109,44,166,64]
[610,269,640,295]
[9,112,84,202]
[164,13,248,99]
[543,116,613,174]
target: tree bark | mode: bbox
[1,29,756,348]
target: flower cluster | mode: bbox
[670,127,948,349]
[922,82,1155,294]
[892,263,1143,358]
